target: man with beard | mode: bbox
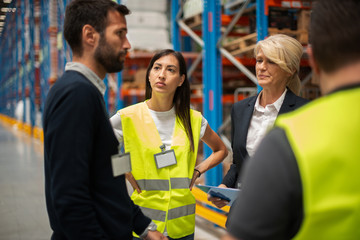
[43,0,167,239]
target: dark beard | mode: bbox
[94,35,126,73]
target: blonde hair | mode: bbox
[254,34,303,95]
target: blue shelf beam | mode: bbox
[171,0,181,51]
[203,0,223,186]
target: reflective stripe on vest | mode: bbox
[139,203,196,222]
[168,204,196,220]
[120,102,202,238]
[275,87,360,240]
[140,206,166,222]
[136,178,191,191]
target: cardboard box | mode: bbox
[297,9,311,31]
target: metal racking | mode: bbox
[0,0,315,230]
[171,0,260,186]
[170,0,314,228]
[171,0,314,186]
[0,0,125,138]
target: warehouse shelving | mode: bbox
[169,0,315,228]
[0,1,316,152]
[171,0,261,187]
[0,0,126,138]
[0,0,317,232]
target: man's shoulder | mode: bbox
[56,70,93,87]
[50,71,99,97]
[45,71,102,115]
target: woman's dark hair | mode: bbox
[145,49,195,152]
[64,0,130,56]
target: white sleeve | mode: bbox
[200,116,208,139]
[109,112,124,145]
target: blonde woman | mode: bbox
[210,34,309,208]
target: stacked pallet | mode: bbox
[268,8,311,44]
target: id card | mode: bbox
[154,149,177,169]
[111,152,131,177]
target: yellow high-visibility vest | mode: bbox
[120,102,202,238]
[276,87,360,240]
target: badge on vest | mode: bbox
[154,144,177,169]
[111,152,131,177]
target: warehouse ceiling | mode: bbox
[0,0,13,37]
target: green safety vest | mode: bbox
[276,87,360,239]
[120,102,202,238]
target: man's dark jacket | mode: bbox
[43,70,150,239]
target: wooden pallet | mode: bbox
[268,28,308,44]
[184,14,202,29]
[222,32,257,56]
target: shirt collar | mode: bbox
[254,88,287,112]
[65,62,106,96]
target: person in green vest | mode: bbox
[223,0,360,239]
[110,49,228,240]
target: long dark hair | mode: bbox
[145,49,194,152]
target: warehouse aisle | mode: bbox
[0,123,50,240]
[0,123,225,240]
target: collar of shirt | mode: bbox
[246,88,287,157]
[254,88,287,113]
[65,62,106,96]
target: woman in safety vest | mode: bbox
[110,49,228,240]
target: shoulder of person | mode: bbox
[49,74,100,104]
[295,95,310,106]
[234,95,257,108]
[286,89,309,105]
[190,108,202,116]
[119,102,145,115]
[231,95,257,115]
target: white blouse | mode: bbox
[246,88,287,157]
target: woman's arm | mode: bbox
[109,112,123,141]
[190,124,228,189]
[110,113,141,193]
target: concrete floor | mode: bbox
[0,123,50,240]
[0,122,225,240]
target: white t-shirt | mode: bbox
[110,105,208,150]
[246,88,287,157]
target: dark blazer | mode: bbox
[222,89,309,188]
[43,70,150,239]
